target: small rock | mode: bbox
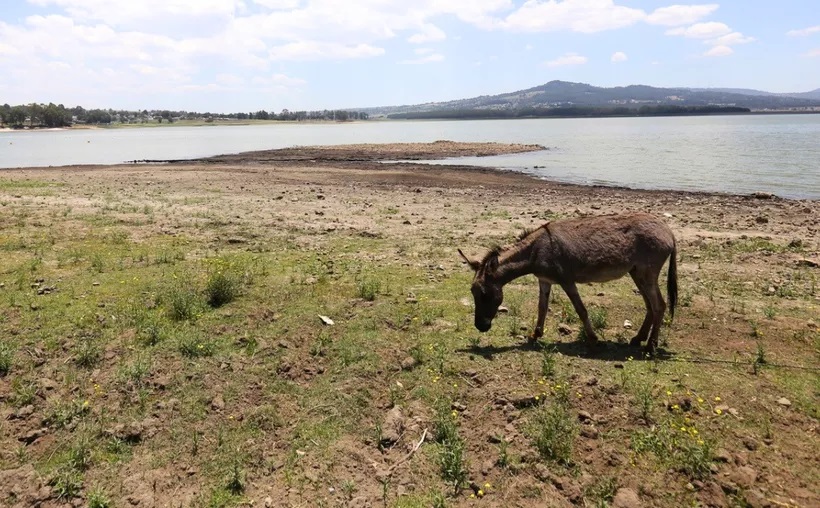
[400,356,417,370]
[742,437,759,451]
[623,319,633,329]
[776,397,791,407]
[730,466,758,488]
[14,405,35,420]
[557,323,573,336]
[713,448,733,463]
[497,305,509,313]
[580,426,599,439]
[264,497,274,508]
[743,489,770,508]
[663,212,673,218]
[755,216,769,224]
[19,428,47,444]
[318,315,335,325]
[451,401,467,411]
[612,487,642,508]
[211,394,226,411]
[796,258,819,268]
[577,410,593,422]
[380,406,405,447]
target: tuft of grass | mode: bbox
[177,331,216,358]
[205,259,246,308]
[73,338,101,368]
[540,344,557,379]
[589,306,608,331]
[0,342,14,376]
[165,280,202,321]
[10,379,37,407]
[631,420,714,479]
[135,312,168,346]
[633,382,655,422]
[434,402,467,493]
[87,488,113,508]
[528,402,577,465]
[49,466,83,500]
[584,476,618,507]
[762,305,776,319]
[44,398,90,429]
[225,456,245,495]
[356,275,381,301]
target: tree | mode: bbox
[9,106,27,127]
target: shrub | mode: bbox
[528,403,577,464]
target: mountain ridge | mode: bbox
[361,81,820,116]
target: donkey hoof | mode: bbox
[629,335,646,347]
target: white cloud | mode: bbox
[708,32,754,46]
[610,51,627,62]
[805,48,820,57]
[400,53,445,64]
[703,45,733,57]
[502,0,645,33]
[524,44,533,50]
[666,22,731,39]
[544,52,587,67]
[787,25,820,37]
[250,73,306,87]
[645,4,718,26]
[268,41,385,60]
[407,23,446,43]
[252,0,301,9]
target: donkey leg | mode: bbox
[629,270,654,346]
[645,280,667,354]
[561,282,599,344]
[530,282,552,342]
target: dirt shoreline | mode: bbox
[0,142,818,508]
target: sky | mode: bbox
[0,0,818,112]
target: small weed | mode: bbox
[341,479,357,500]
[528,402,577,464]
[177,332,216,358]
[356,276,381,301]
[749,320,763,338]
[44,398,90,429]
[434,402,467,493]
[633,383,655,422]
[135,312,168,346]
[584,476,617,507]
[589,306,608,331]
[0,342,13,376]
[752,342,767,375]
[540,345,557,379]
[205,258,246,307]
[10,379,37,407]
[67,434,94,471]
[680,292,693,307]
[87,488,113,508]
[632,420,714,479]
[49,466,84,499]
[90,253,105,273]
[225,456,245,494]
[117,354,152,390]
[762,305,776,319]
[73,338,101,368]
[165,280,201,321]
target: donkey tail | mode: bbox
[667,240,678,321]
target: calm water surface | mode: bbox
[1,115,818,199]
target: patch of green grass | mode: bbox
[434,402,467,493]
[49,466,83,500]
[589,306,608,331]
[631,418,714,479]
[87,487,113,508]
[527,402,577,465]
[73,338,101,368]
[44,398,90,429]
[165,279,202,321]
[356,275,381,301]
[0,342,13,376]
[10,379,37,407]
[584,476,618,508]
[177,331,216,358]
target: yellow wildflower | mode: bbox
[477,490,484,497]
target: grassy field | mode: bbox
[0,151,818,507]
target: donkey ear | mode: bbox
[458,249,481,271]
[486,251,499,273]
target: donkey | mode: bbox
[458,213,677,353]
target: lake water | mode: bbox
[1,114,818,199]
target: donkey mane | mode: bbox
[479,224,548,266]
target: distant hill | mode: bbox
[362,81,820,116]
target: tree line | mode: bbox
[0,103,369,128]
[387,104,751,120]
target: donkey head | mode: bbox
[458,248,504,333]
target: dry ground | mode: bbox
[0,142,818,508]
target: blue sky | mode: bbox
[0,1,818,112]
